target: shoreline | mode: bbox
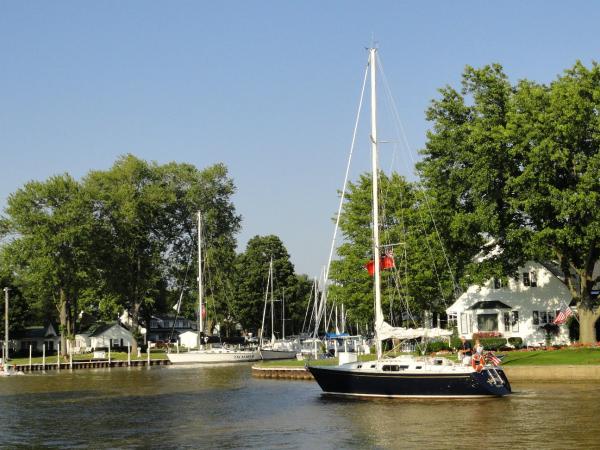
[251,364,600,382]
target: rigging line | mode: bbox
[168,246,195,342]
[377,55,460,302]
[301,277,316,334]
[315,61,370,334]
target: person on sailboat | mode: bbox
[474,338,484,355]
[458,336,473,364]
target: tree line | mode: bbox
[0,155,312,354]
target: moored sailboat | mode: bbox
[308,48,511,397]
[167,212,260,364]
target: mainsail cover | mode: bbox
[376,319,452,341]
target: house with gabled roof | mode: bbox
[74,322,134,352]
[11,323,60,354]
[446,261,577,346]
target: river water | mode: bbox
[0,365,598,449]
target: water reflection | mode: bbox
[0,366,599,449]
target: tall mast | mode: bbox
[197,212,204,349]
[270,259,275,344]
[369,47,383,359]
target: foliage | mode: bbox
[418,61,600,342]
[328,172,456,330]
[507,337,524,349]
[424,340,451,353]
[478,337,508,351]
[232,235,310,335]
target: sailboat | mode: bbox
[308,48,512,397]
[167,212,260,364]
[259,259,299,360]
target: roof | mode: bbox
[468,300,512,310]
[83,322,129,337]
[12,323,58,339]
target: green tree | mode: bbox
[328,172,455,330]
[84,155,240,353]
[1,174,96,354]
[233,235,299,335]
[419,62,600,342]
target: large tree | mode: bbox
[1,174,97,354]
[328,172,456,331]
[418,62,600,342]
[84,155,240,353]
[233,235,303,336]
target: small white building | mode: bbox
[75,322,135,352]
[178,331,199,348]
[446,261,573,346]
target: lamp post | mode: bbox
[3,287,10,362]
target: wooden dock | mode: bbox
[252,365,314,380]
[12,359,171,372]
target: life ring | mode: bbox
[471,353,484,372]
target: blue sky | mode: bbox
[1,1,599,275]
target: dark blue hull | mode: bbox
[308,366,511,398]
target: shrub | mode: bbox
[479,337,508,351]
[507,337,523,349]
[425,340,451,353]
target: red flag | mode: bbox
[364,253,395,277]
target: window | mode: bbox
[477,314,499,331]
[523,271,537,287]
[504,312,511,329]
[383,365,399,372]
[534,310,557,325]
[461,313,472,334]
[511,311,519,332]
[493,278,503,289]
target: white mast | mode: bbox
[369,47,383,359]
[197,212,204,349]
[282,288,285,340]
[270,259,275,345]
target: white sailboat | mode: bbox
[259,259,299,360]
[167,212,260,364]
[308,48,511,397]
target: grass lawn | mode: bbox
[8,350,168,365]
[499,347,600,366]
[255,348,600,368]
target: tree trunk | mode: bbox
[59,288,68,357]
[578,306,599,344]
[130,302,141,356]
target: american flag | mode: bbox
[553,304,573,325]
[484,351,502,366]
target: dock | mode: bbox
[252,365,314,380]
[12,359,171,372]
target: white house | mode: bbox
[178,331,199,348]
[446,261,573,346]
[74,322,135,352]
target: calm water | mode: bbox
[1,365,599,449]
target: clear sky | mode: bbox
[1,1,599,275]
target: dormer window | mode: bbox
[523,271,537,287]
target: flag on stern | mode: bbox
[553,303,573,325]
[484,351,502,366]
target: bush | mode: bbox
[425,340,451,353]
[479,337,508,351]
[507,337,523,349]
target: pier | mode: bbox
[12,359,171,372]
